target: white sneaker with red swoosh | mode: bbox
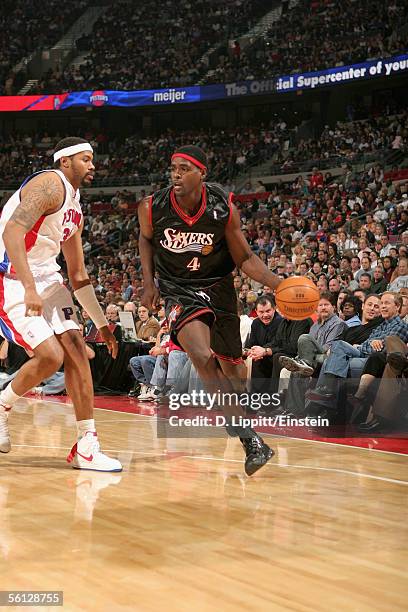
[67,431,122,472]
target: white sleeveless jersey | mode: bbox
[0,169,83,277]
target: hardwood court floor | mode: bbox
[0,397,407,611]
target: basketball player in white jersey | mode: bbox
[0,137,122,472]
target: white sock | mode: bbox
[76,419,96,438]
[0,383,21,408]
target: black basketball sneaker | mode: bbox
[240,434,274,476]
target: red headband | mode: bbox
[171,153,207,171]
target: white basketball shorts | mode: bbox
[0,272,80,350]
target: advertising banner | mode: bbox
[0,53,407,112]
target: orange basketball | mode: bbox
[275,276,320,320]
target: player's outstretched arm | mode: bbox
[138,197,160,310]
[3,172,64,315]
[225,203,281,291]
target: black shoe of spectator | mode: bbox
[316,408,330,420]
[306,402,331,421]
[357,416,390,434]
[128,383,141,398]
[240,434,274,476]
[387,352,408,375]
[306,385,334,402]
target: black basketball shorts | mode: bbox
[158,274,243,363]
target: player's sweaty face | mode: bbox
[171,157,202,196]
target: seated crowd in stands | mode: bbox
[274,109,407,173]
[30,0,268,94]
[0,104,406,190]
[206,0,408,85]
[0,0,87,95]
[20,0,408,94]
[274,290,408,433]
[0,124,290,188]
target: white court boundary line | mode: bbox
[184,455,408,486]
[19,397,408,458]
[8,442,408,487]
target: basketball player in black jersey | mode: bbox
[138,145,282,475]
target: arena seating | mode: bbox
[1,108,406,190]
[0,123,291,189]
[31,0,269,94]
[272,109,408,173]
[205,0,408,84]
[23,0,408,94]
[0,0,88,95]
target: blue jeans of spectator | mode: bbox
[349,357,368,378]
[175,358,192,394]
[322,341,363,379]
[150,351,189,389]
[41,372,66,394]
[316,355,368,393]
[0,371,17,390]
[129,355,156,385]
[0,371,67,394]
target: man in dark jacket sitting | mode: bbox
[244,295,282,393]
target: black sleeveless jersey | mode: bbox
[151,183,236,287]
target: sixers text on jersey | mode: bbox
[152,183,235,286]
[159,228,214,254]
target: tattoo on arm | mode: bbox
[10,175,64,231]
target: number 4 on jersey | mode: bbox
[187,257,200,271]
